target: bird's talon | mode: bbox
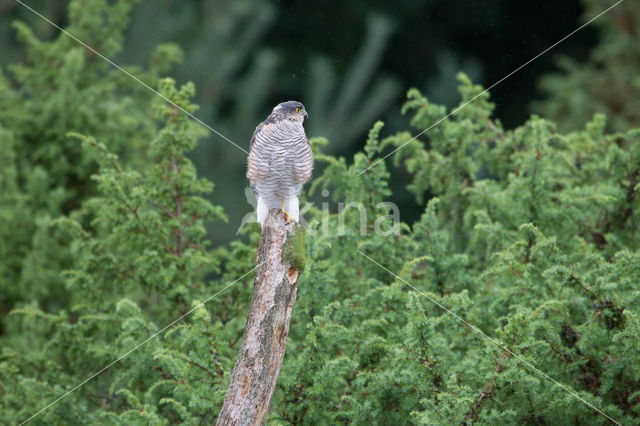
[280,208,293,223]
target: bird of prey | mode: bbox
[247,101,313,227]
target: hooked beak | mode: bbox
[303,110,309,119]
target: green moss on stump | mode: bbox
[281,225,306,272]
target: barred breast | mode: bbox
[247,119,313,200]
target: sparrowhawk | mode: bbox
[247,101,313,227]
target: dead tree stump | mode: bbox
[216,210,306,426]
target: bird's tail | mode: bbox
[256,196,269,227]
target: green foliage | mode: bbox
[1,2,640,425]
[536,0,640,132]
[0,0,180,320]
[269,75,640,425]
[1,75,254,424]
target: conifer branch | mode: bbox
[171,157,185,257]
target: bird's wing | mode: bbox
[303,133,312,183]
[249,122,265,149]
[247,122,269,185]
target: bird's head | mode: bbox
[272,101,308,123]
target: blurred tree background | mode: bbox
[2,0,626,243]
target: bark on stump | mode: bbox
[216,210,305,426]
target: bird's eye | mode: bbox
[295,107,301,113]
